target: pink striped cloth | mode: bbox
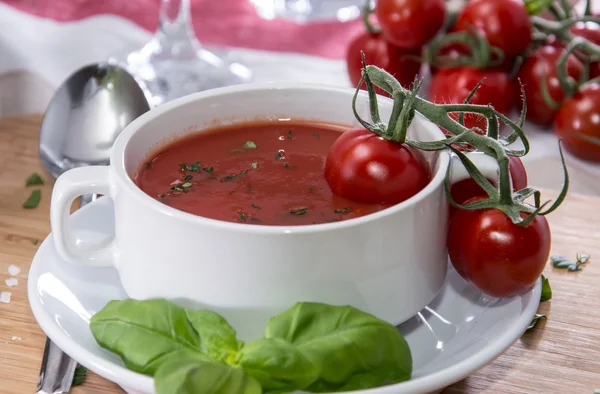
[1,0,363,59]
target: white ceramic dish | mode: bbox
[49,83,454,327]
[29,197,541,394]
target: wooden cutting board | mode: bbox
[0,114,599,394]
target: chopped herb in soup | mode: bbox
[134,120,394,225]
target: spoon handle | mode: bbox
[36,337,78,394]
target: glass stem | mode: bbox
[156,0,199,51]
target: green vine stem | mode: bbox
[424,28,505,69]
[361,0,380,34]
[533,16,600,58]
[353,59,569,226]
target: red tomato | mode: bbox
[375,0,446,50]
[571,22,600,78]
[455,0,532,57]
[324,128,430,204]
[346,30,422,95]
[428,67,515,130]
[447,197,551,297]
[554,83,600,162]
[517,46,583,126]
[450,156,527,208]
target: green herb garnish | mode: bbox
[184,175,193,182]
[250,204,261,210]
[527,313,547,330]
[287,130,293,139]
[23,189,41,209]
[145,162,152,170]
[26,172,44,186]
[203,167,214,173]
[89,299,412,394]
[541,274,552,301]
[32,239,39,245]
[238,212,248,222]
[312,132,320,139]
[283,162,292,168]
[72,365,88,386]
[551,254,590,272]
[171,186,183,192]
[180,161,202,172]
[181,182,192,189]
[290,207,308,216]
[251,162,259,169]
[243,141,258,149]
[275,151,284,160]
[309,187,313,194]
[334,208,353,214]
[221,170,249,182]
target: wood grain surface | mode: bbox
[0,115,599,394]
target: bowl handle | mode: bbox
[50,166,115,267]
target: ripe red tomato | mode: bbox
[517,46,583,126]
[455,0,532,57]
[570,22,600,78]
[554,83,600,162]
[428,67,515,130]
[346,30,422,95]
[324,128,430,204]
[375,0,446,50]
[450,156,527,211]
[447,197,551,297]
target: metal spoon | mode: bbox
[37,63,150,394]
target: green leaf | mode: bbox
[72,365,87,386]
[251,162,259,169]
[594,389,600,394]
[550,255,573,269]
[265,302,412,392]
[23,189,41,209]
[577,253,590,264]
[26,172,44,186]
[243,141,258,149]
[523,0,553,15]
[236,338,318,392]
[541,275,552,301]
[154,352,262,394]
[185,309,243,364]
[527,314,547,330]
[568,264,582,272]
[89,299,206,374]
[289,207,308,216]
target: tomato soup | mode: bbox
[134,120,393,226]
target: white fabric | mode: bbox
[0,3,598,196]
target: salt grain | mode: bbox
[0,292,11,303]
[8,265,20,276]
[5,278,18,287]
[11,336,21,341]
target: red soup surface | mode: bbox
[135,120,397,226]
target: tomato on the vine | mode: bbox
[554,83,600,162]
[346,31,422,95]
[428,67,515,130]
[447,197,551,297]
[455,0,532,57]
[570,22,600,78]
[450,156,527,216]
[517,45,583,126]
[324,128,430,205]
[375,0,446,50]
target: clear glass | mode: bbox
[249,0,366,22]
[110,0,252,107]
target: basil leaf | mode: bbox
[243,141,258,149]
[72,365,87,386]
[541,275,552,301]
[185,309,244,363]
[26,172,44,186]
[523,0,553,15]
[265,302,412,391]
[577,253,590,264]
[236,338,318,392]
[90,299,205,374]
[154,352,262,394]
[23,189,41,209]
[550,255,572,268]
[527,313,547,330]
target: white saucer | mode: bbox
[28,197,541,394]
